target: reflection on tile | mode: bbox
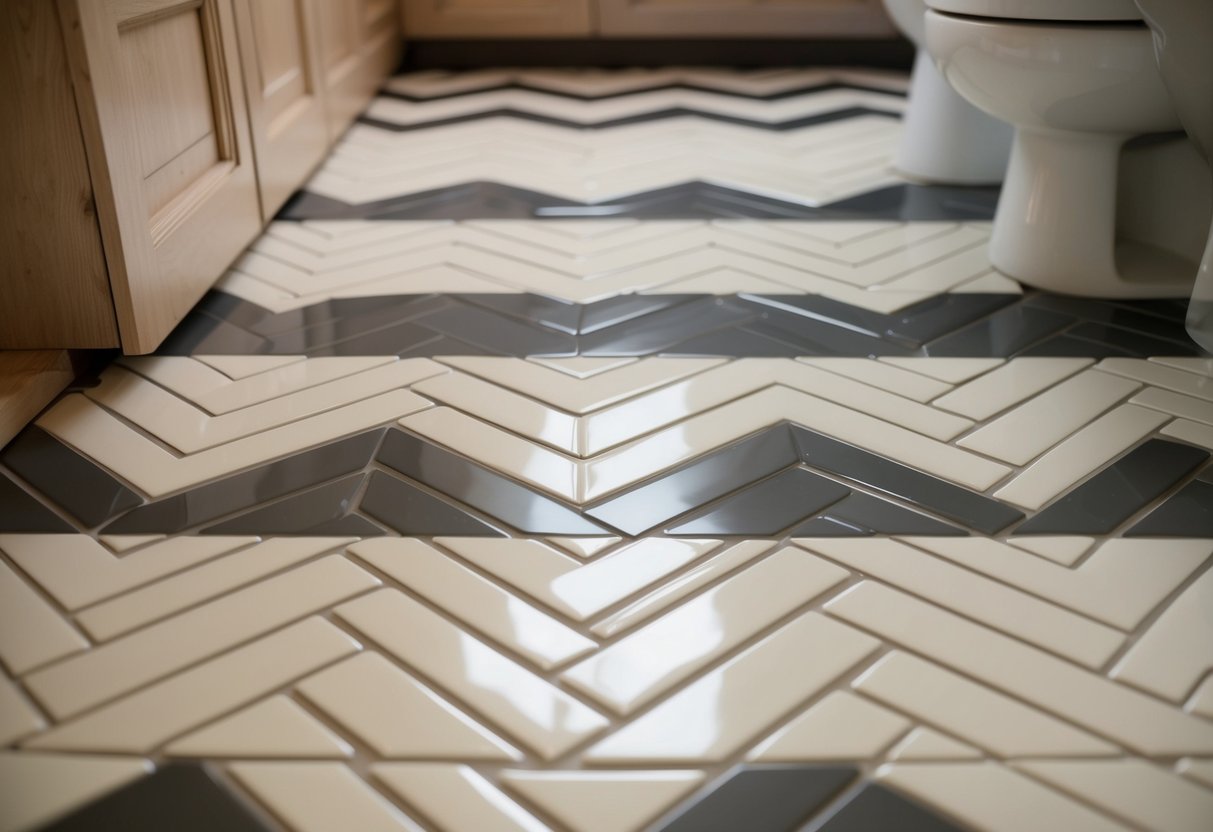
[655,765,857,832]
[500,770,705,832]
[360,470,504,536]
[374,764,547,832]
[747,691,910,762]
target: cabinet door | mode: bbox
[313,0,401,141]
[401,0,591,37]
[595,0,895,38]
[59,0,263,354]
[233,0,328,219]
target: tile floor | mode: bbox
[1,67,1211,832]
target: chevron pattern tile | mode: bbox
[3,67,1212,832]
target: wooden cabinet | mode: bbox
[0,0,401,354]
[401,0,592,37]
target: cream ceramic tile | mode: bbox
[956,370,1140,465]
[591,541,773,639]
[930,358,1092,421]
[26,617,358,753]
[230,762,425,832]
[374,764,547,832]
[38,391,426,498]
[799,358,954,403]
[1188,677,1213,719]
[500,770,705,832]
[1098,358,1213,401]
[0,676,43,746]
[994,405,1169,510]
[97,535,163,553]
[529,357,638,379]
[1015,759,1213,832]
[0,752,150,832]
[647,268,795,295]
[76,538,353,641]
[903,537,1212,631]
[747,690,909,761]
[25,556,378,719]
[583,612,880,764]
[878,762,1129,832]
[1006,537,1095,566]
[115,356,230,402]
[545,537,620,559]
[164,696,353,759]
[297,652,522,761]
[335,590,607,760]
[439,538,719,622]
[879,357,1004,384]
[0,535,255,610]
[1112,569,1213,702]
[1130,386,1213,425]
[852,651,1116,757]
[1162,418,1213,450]
[806,538,1123,668]
[194,355,307,380]
[1177,758,1213,789]
[351,539,595,670]
[562,547,848,714]
[827,582,1213,755]
[1149,356,1213,375]
[0,559,87,676]
[887,727,982,761]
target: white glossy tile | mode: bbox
[1130,386,1213,425]
[1112,568,1213,702]
[878,762,1130,832]
[97,535,163,553]
[1149,356,1213,376]
[164,696,353,759]
[439,538,719,622]
[25,556,378,719]
[808,538,1123,668]
[500,770,705,832]
[1162,418,1213,450]
[0,676,44,746]
[1098,358,1213,401]
[77,538,353,641]
[0,535,255,610]
[230,762,425,832]
[297,652,521,761]
[0,559,87,676]
[374,764,548,832]
[1014,759,1213,832]
[827,582,1213,755]
[27,617,358,753]
[545,537,620,559]
[194,354,307,380]
[747,690,909,761]
[583,612,879,763]
[879,357,1004,384]
[1005,536,1094,566]
[852,651,1116,757]
[335,589,608,760]
[956,370,1140,465]
[563,547,847,713]
[930,358,1092,421]
[799,358,953,403]
[0,752,150,832]
[352,539,595,670]
[590,541,773,639]
[887,727,982,761]
[903,537,1212,630]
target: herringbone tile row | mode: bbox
[2,356,1208,537]
[2,533,1211,831]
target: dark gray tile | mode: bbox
[462,293,582,334]
[1065,321,1202,356]
[1126,478,1213,537]
[158,311,273,355]
[818,784,967,832]
[787,515,869,536]
[585,426,800,535]
[415,304,577,356]
[102,431,383,534]
[820,183,1001,221]
[301,319,446,357]
[791,427,1022,534]
[816,491,966,535]
[1,427,142,527]
[666,467,848,534]
[578,297,757,355]
[0,474,74,532]
[663,328,801,357]
[1017,439,1209,535]
[377,430,608,534]
[741,307,909,357]
[360,470,504,535]
[203,475,384,535]
[578,295,695,335]
[655,765,857,832]
[885,293,1021,345]
[38,763,271,832]
[1017,333,1139,358]
[737,295,893,341]
[925,304,1073,357]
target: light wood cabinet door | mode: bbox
[234,0,328,219]
[58,0,263,354]
[313,0,401,141]
[401,0,592,37]
[596,0,895,38]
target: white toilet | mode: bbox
[922,0,1213,310]
[881,0,1013,183]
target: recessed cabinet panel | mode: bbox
[400,0,592,37]
[595,0,896,37]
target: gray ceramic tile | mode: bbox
[0,474,74,532]
[812,492,966,536]
[655,765,857,832]
[666,467,848,534]
[2,427,142,528]
[303,320,446,357]
[741,306,910,357]
[791,427,1022,534]
[1017,439,1209,535]
[360,469,504,536]
[414,304,577,356]
[1066,321,1203,357]
[203,475,385,536]
[578,298,757,356]
[585,426,800,535]
[925,304,1074,357]
[463,293,582,335]
[664,328,802,357]
[1126,478,1213,537]
[786,515,869,537]
[578,295,696,335]
[818,784,967,832]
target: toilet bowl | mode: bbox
[881,0,1012,183]
[923,0,1205,300]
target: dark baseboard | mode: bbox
[398,38,914,71]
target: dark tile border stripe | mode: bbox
[380,79,906,104]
